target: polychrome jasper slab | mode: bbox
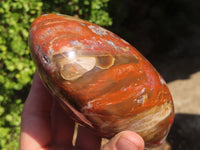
[29,14,174,147]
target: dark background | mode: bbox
[108,0,200,81]
[108,1,200,149]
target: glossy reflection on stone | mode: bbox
[29,14,174,147]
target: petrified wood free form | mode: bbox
[30,14,174,147]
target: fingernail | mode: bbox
[116,137,138,150]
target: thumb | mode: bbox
[102,131,144,150]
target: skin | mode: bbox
[20,72,144,150]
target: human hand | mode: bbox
[20,72,144,150]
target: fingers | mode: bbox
[20,71,144,150]
[75,125,102,150]
[50,99,75,149]
[20,72,53,149]
[23,72,53,114]
[102,131,144,150]
[20,72,77,149]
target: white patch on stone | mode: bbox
[88,25,108,36]
[86,102,93,109]
[80,23,86,26]
[141,87,146,94]
[32,25,37,31]
[123,87,127,92]
[42,14,49,16]
[136,88,147,104]
[106,40,118,50]
[136,87,145,97]
[59,46,74,53]
[110,32,120,39]
[69,40,83,47]
[82,100,96,110]
[105,102,113,106]
[48,40,55,55]
[159,75,166,85]
[120,46,130,52]
[137,97,144,104]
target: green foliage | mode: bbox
[0,1,42,149]
[0,0,111,149]
[89,0,112,26]
[42,0,112,26]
